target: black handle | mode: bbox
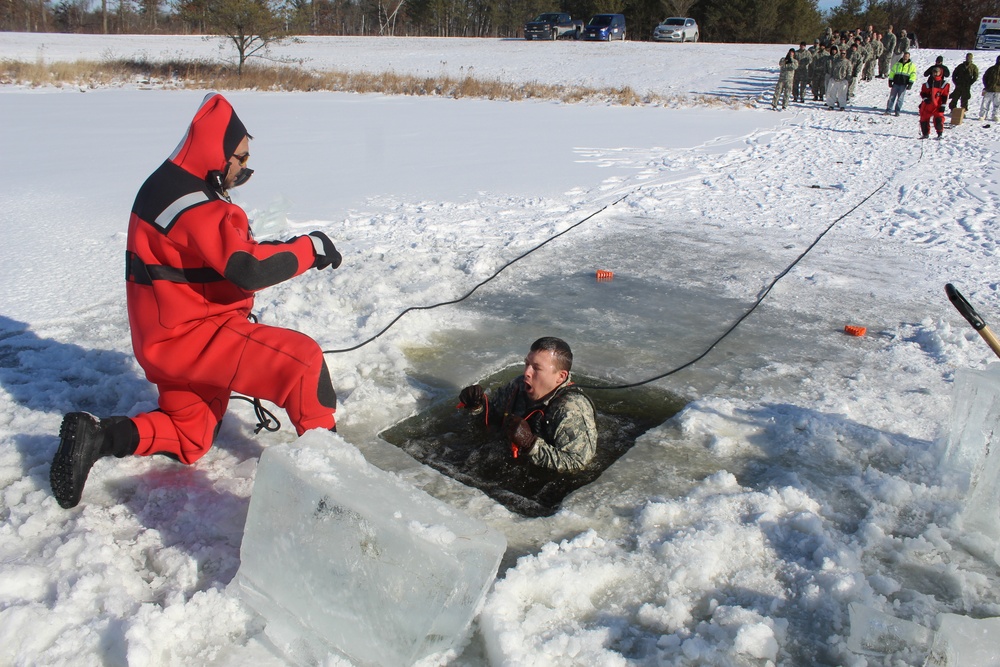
[946,283,987,331]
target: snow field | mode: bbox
[2,33,1000,666]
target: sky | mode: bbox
[2,33,1000,667]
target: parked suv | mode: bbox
[524,13,584,40]
[652,17,699,42]
[581,14,626,41]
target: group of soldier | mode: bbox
[772,25,918,111]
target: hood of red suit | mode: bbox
[168,93,248,180]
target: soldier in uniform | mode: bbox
[827,47,853,110]
[812,45,831,101]
[864,35,883,81]
[896,28,910,62]
[794,42,813,103]
[861,35,882,81]
[980,55,1000,122]
[950,53,979,111]
[820,27,834,48]
[847,42,865,102]
[458,337,598,474]
[773,48,798,109]
[880,26,897,78]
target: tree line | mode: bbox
[3,0,997,49]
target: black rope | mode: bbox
[319,137,921,393]
[577,142,925,390]
[231,395,281,433]
[322,191,634,354]
[237,137,919,433]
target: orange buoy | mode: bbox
[596,270,614,281]
[844,325,866,337]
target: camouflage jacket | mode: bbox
[830,56,853,81]
[882,32,896,55]
[985,64,1000,93]
[849,49,865,75]
[486,376,597,473]
[778,56,798,80]
[953,62,980,87]
[812,53,832,78]
[795,49,813,73]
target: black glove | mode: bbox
[503,415,537,459]
[921,94,931,102]
[906,82,912,90]
[938,105,946,113]
[458,385,485,411]
[309,232,342,270]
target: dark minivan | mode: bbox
[581,14,626,41]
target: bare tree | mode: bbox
[197,0,286,74]
[378,0,404,34]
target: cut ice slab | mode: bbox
[941,363,1000,561]
[228,431,507,666]
[847,603,934,656]
[930,614,1000,666]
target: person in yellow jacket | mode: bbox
[885,51,917,116]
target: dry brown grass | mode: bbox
[0,57,756,108]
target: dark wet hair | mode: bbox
[530,337,573,372]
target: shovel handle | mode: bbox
[947,283,1000,359]
[946,283,986,330]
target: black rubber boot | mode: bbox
[50,412,138,509]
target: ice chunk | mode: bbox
[942,364,1000,489]
[228,431,507,667]
[847,603,934,656]
[942,364,1000,552]
[930,614,1000,666]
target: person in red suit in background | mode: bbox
[918,66,951,139]
[51,93,342,509]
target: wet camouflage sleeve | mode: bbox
[527,392,597,473]
[485,378,519,427]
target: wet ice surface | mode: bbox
[353,214,988,664]
[360,215,907,549]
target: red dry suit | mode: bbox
[918,72,950,137]
[125,93,337,464]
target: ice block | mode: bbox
[847,603,933,656]
[942,364,1000,553]
[229,431,507,666]
[931,613,1000,666]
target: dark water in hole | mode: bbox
[379,365,687,517]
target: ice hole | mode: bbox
[379,365,686,517]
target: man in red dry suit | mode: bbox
[918,66,951,139]
[50,93,341,509]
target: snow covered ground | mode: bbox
[3,33,1000,666]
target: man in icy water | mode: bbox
[49,93,342,509]
[457,337,597,473]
